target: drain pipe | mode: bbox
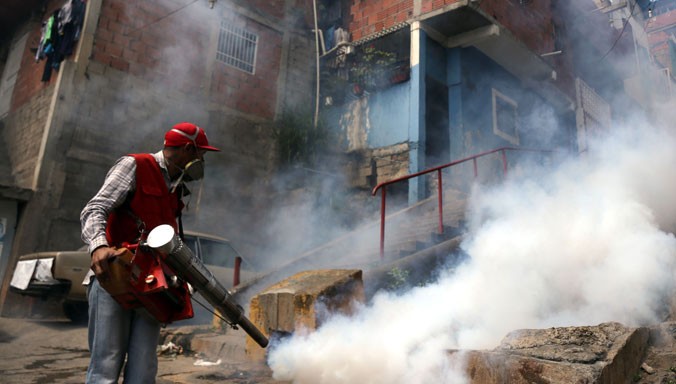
[312,0,320,129]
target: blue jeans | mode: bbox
[86,278,161,384]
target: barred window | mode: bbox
[217,21,258,74]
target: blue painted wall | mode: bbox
[460,47,521,154]
[331,35,570,201]
[457,47,566,154]
[365,82,410,147]
[407,28,427,201]
[336,42,566,160]
[448,48,463,162]
[426,37,447,84]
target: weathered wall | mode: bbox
[333,28,574,197]
[341,142,409,190]
[91,0,285,119]
[9,1,63,111]
[349,0,415,41]
[347,0,555,56]
[1,0,317,271]
[2,86,53,189]
[476,0,555,56]
[323,0,585,202]
[0,0,318,315]
[331,79,410,193]
[646,8,676,70]
[1,1,63,192]
[278,31,316,113]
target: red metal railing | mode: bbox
[371,146,556,259]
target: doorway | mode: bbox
[0,199,18,285]
[425,76,450,168]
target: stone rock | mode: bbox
[461,322,649,384]
[640,362,655,374]
[246,269,364,361]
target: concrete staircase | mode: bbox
[232,188,470,306]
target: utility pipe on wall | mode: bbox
[312,0,320,129]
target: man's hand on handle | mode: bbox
[91,246,127,282]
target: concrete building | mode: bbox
[316,0,671,202]
[640,0,676,103]
[2,0,673,316]
[0,0,317,313]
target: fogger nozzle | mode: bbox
[147,224,268,348]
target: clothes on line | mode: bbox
[35,0,86,82]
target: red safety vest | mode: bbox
[101,154,193,323]
[106,153,182,247]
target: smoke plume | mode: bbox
[267,120,676,383]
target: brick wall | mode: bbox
[479,0,555,55]
[347,0,555,54]
[48,55,280,251]
[647,9,676,70]
[278,32,315,112]
[349,0,415,41]
[3,85,54,189]
[47,44,294,253]
[11,0,63,111]
[345,143,409,189]
[248,0,287,20]
[370,143,409,185]
[92,1,212,88]
[210,18,283,119]
[92,0,284,119]
[420,0,460,14]
[548,1,576,100]
[0,0,316,259]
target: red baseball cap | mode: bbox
[164,122,220,151]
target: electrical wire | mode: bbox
[191,294,238,328]
[598,0,639,62]
[125,0,200,36]
[312,0,321,130]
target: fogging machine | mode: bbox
[99,224,268,348]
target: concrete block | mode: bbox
[246,269,365,362]
[460,322,649,384]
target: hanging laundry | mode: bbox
[35,20,48,62]
[41,11,62,82]
[36,0,87,82]
[58,0,86,57]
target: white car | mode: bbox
[10,231,258,323]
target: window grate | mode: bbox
[217,21,258,74]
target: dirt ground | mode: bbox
[3,310,676,383]
[635,322,676,384]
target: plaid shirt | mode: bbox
[80,151,172,255]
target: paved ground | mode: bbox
[4,312,676,383]
[635,322,676,384]
[0,316,283,384]
[157,323,284,384]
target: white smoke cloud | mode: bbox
[267,120,676,383]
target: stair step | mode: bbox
[400,240,428,252]
[430,226,462,243]
[232,189,470,305]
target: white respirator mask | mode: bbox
[170,159,204,193]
